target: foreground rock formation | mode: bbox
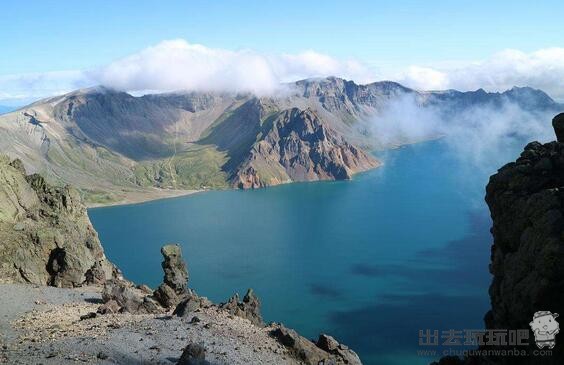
[153,244,190,308]
[96,243,362,364]
[219,289,264,327]
[0,160,362,363]
[483,113,564,364]
[0,156,117,287]
[433,113,564,364]
[0,237,362,364]
[0,283,302,365]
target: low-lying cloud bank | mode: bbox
[365,93,558,204]
[397,48,564,101]
[1,39,564,103]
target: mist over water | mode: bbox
[364,93,557,204]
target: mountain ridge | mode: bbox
[0,77,560,205]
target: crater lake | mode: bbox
[89,139,497,365]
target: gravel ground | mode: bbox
[0,284,300,365]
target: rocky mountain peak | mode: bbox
[231,107,379,189]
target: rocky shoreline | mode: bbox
[0,156,362,365]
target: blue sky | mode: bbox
[1,0,564,103]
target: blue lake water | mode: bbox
[89,140,495,365]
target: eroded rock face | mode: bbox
[433,115,564,365]
[484,130,564,364]
[486,139,564,332]
[232,108,379,189]
[219,289,264,327]
[0,156,117,287]
[154,244,189,308]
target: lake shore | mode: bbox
[86,187,204,208]
[86,159,387,209]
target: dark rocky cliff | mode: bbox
[433,113,564,365]
[482,113,564,364]
[0,155,117,287]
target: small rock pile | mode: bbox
[219,288,264,327]
[270,325,362,365]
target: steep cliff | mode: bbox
[0,156,117,287]
[433,114,564,365]
[231,107,379,189]
[482,113,564,364]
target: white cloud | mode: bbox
[396,48,564,100]
[1,41,564,103]
[89,39,374,95]
[0,70,92,105]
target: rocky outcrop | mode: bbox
[153,244,190,308]
[552,112,564,142]
[433,114,564,365]
[316,334,363,365]
[101,279,162,314]
[0,156,117,287]
[173,292,212,318]
[219,288,264,327]
[100,243,191,313]
[270,325,362,365]
[177,343,208,365]
[232,108,379,189]
[483,115,564,364]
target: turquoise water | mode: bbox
[89,140,494,365]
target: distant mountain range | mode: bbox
[0,77,561,205]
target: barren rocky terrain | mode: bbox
[0,284,303,365]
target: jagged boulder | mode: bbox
[316,334,362,365]
[219,288,264,327]
[177,343,207,365]
[101,279,162,314]
[270,326,332,365]
[270,325,361,365]
[153,244,189,308]
[173,291,212,318]
[0,156,117,287]
[551,113,564,142]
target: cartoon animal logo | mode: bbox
[529,311,559,349]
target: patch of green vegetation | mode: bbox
[80,189,118,205]
[134,144,229,189]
